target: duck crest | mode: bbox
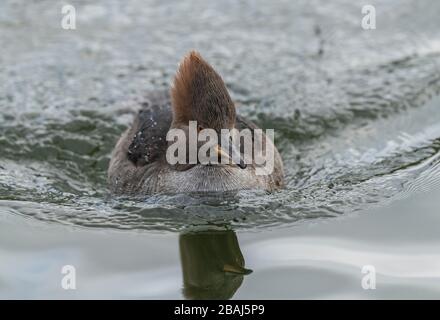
[170,51,236,130]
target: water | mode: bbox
[1,0,440,299]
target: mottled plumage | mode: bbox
[108,51,284,195]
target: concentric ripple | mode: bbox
[1,0,440,232]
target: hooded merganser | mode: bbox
[108,51,284,194]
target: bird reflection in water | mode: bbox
[179,229,252,299]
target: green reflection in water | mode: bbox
[179,229,252,300]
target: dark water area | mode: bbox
[1,0,440,298]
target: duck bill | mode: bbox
[223,263,253,275]
[215,144,247,169]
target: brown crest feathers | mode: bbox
[170,51,235,129]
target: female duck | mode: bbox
[108,51,284,194]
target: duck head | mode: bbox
[169,51,246,170]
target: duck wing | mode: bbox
[127,91,172,166]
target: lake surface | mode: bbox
[1,0,440,299]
